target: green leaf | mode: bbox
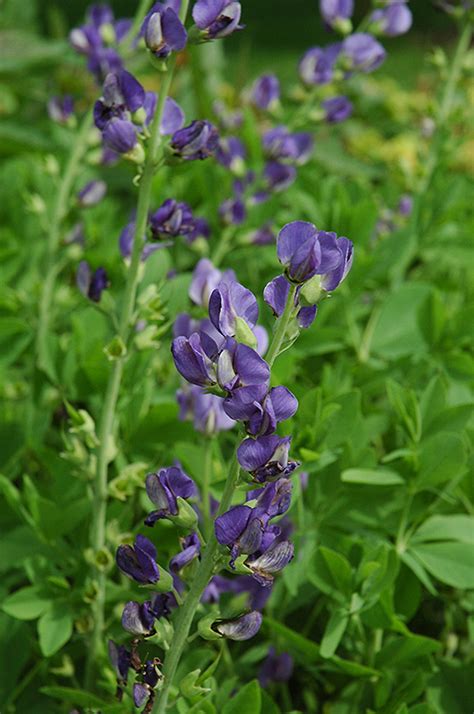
[320,610,349,658]
[264,617,320,660]
[411,515,474,545]
[2,586,51,620]
[400,551,437,596]
[371,283,431,359]
[310,546,353,600]
[260,691,281,714]
[427,661,474,714]
[222,680,261,714]
[410,543,474,589]
[341,468,404,486]
[38,606,73,656]
[376,633,440,668]
[40,686,118,710]
[417,432,466,488]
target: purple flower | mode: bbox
[250,74,280,111]
[263,162,296,193]
[119,220,166,262]
[133,683,150,708]
[202,574,272,609]
[143,5,187,58]
[264,274,317,328]
[259,647,293,687]
[262,126,313,165]
[320,0,354,30]
[108,640,131,683]
[102,118,140,156]
[277,221,344,284]
[219,198,246,225]
[121,600,156,636]
[192,0,243,39]
[216,342,270,393]
[48,95,74,124]
[145,464,197,526]
[249,224,275,246]
[116,534,160,584]
[177,384,236,434]
[171,120,219,160]
[322,95,353,123]
[77,180,107,207]
[69,5,130,81]
[209,279,259,338]
[159,96,185,134]
[342,33,386,73]
[369,3,412,37]
[189,259,233,307]
[246,539,294,586]
[224,385,298,436]
[249,478,293,518]
[94,70,146,130]
[320,236,354,291]
[172,332,218,387]
[216,136,246,173]
[398,194,413,217]
[237,435,299,482]
[76,261,109,302]
[169,532,201,572]
[150,199,195,238]
[214,611,262,640]
[299,44,341,85]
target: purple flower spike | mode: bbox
[121,600,156,636]
[238,434,299,482]
[209,279,258,338]
[320,0,354,30]
[116,534,160,584]
[76,261,109,302]
[216,342,270,393]
[214,611,263,640]
[143,6,187,58]
[259,647,294,687]
[321,236,354,291]
[145,464,197,526]
[264,274,317,329]
[277,221,344,283]
[77,180,107,207]
[247,539,294,586]
[251,74,280,111]
[171,120,219,160]
[150,199,196,239]
[193,0,243,39]
[299,44,341,85]
[224,385,297,437]
[172,332,217,387]
[102,118,138,154]
[94,70,146,129]
[322,95,353,123]
[342,33,386,73]
[370,3,412,37]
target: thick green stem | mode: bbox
[153,457,241,714]
[265,283,298,367]
[85,8,189,679]
[153,283,300,712]
[36,109,93,376]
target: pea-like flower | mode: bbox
[169,532,201,573]
[276,221,344,284]
[143,5,187,58]
[48,95,74,125]
[246,538,294,586]
[121,600,157,636]
[209,279,259,338]
[259,647,294,687]
[237,434,299,482]
[102,118,143,161]
[216,341,270,393]
[250,74,280,111]
[216,136,246,173]
[150,199,195,238]
[213,611,263,640]
[322,95,353,123]
[177,384,236,435]
[171,120,219,160]
[94,70,146,129]
[299,44,341,85]
[342,33,386,73]
[320,235,354,291]
[319,0,354,32]
[116,534,160,584]
[144,464,197,526]
[76,261,109,302]
[189,259,234,308]
[263,161,296,193]
[264,274,317,328]
[262,126,313,165]
[369,3,413,37]
[192,0,243,39]
[223,385,298,437]
[77,180,107,207]
[172,331,218,387]
[108,640,131,684]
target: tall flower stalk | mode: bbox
[86,0,191,684]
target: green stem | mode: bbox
[123,0,151,53]
[153,456,241,714]
[85,12,189,682]
[212,225,235,267]
[265,283,298,367]
[36,108,93,377]
[201,438,213,539]
[153,283,300,712]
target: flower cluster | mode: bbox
[264,221,354,329]
[70,4,132,81]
